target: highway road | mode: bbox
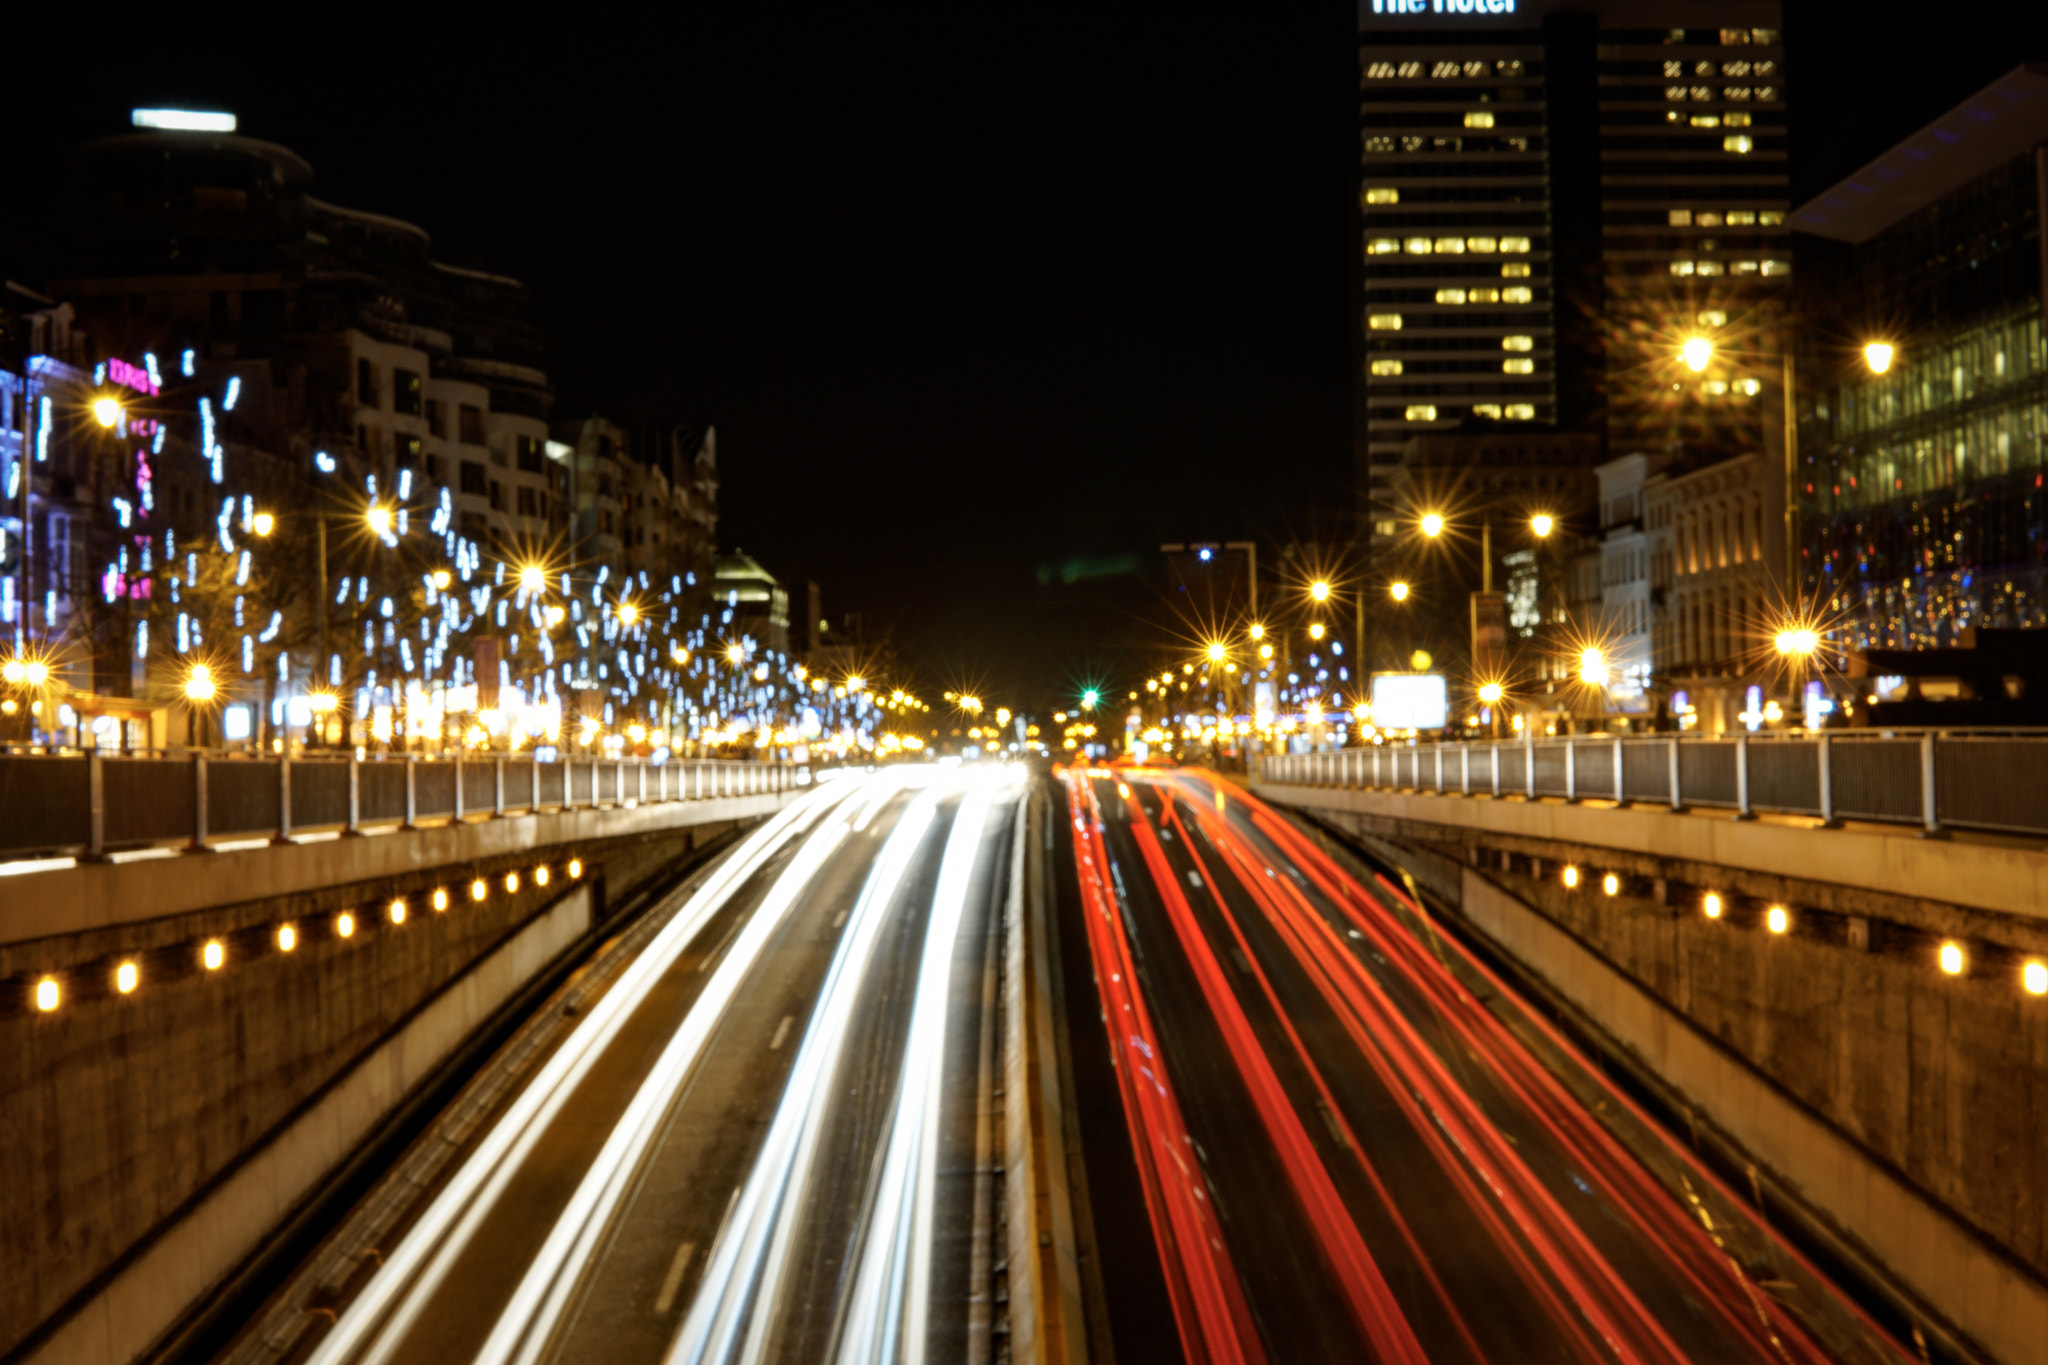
[229,763,1025,1365]
[1062,765,1922,1365]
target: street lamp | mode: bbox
[1419,512,1445,539]
[1309,580,1330,603]
[366,504,393,537]
[1478,682,1504,705]
[1308,623,1325,641]
[184,664,216,702]
[1389,581,1410,602]
[1247,622,1264,641]
[1774,627,1820,658]
[92,396,122,429]
[1681,336,1714,373]
[1578,647,1609,688]
[519,563,548,594]
[616,600,640,627]
[251,511,275,536]
[1530,513,1554,538]
[1863,342,1895,375]
[1206,641,1227,664]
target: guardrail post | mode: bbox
[186,752,211,853]
[1434,745,1444,794]
[1734,733,1756,820]
[1525,733,1536,799]
[453,753,465,824]
[1817,732,1839,827]
[638,760,647,804]
[493,756,505,816]
[1565,738,1578,803]
[403,754,418,830]
[1919,731,1948,838]
[1668,737,1684,812]
[273,756,295,844]
[617,758,627,805]
[1491,742,1501,797]
[1460,744,1471,796]
[1612,738,1628,809]
[346,751,363,835]
[86,749,107,860]
[531,752,541,813]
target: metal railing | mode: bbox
[1256,732,2048,840]
[0,752,807,862]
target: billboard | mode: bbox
[1370,672,1449,730]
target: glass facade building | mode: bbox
[1357,0,1789,549]
[1791,67,2048,650]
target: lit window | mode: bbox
[1405,237,1433,254]
[1754,57,1777,73]
[1696,211,1722,227]
[1405,405,1438,421]
[1464,110,1495,129]
[1503,335,1533,351]
[1670,260,1695,276]
[1696,260,1724,276]
[1435,288,1468,304]
[1724,111,1752,127]
[1691,114,1721,128]
[1665,86,1687,102]
[1398,61,1423,78]
[1495,59,1522,76]
[1726,86,1752,101]
[1501,262,1530,278]
[1503,358,1534,374]
[1725,209,1756,225]
[1365,136,1395,153]
[1703,380,1729,395]
[1667,111,1681,124]
[1696,310,1727,327]
[1465,235,1497,253]
[1502,286,1532,303]
[1722,60,1751,77]
[1366,187,1399,204]
[1500,236,1530,252]
[1668,209,1693,226]
[1365,61,1397,79]
[1759,210,1785,226]
[1663,60,1684,78]
[1468,287,1500,303]
[1505,403,1535,420]
[1368,237,1400,254]
[1691,86,1713,101]
[1463,61,1486,77]
[1472,403,1502,418]
[1724,135,1754,154]
[1719,28,1750,44]
[1434,237,1466,254]
[1760,259,1789,276]
[1756,86,1776,102]
[1737,378,1762,395]
[1432,61,1461,78]
[1730,260,1758,275]
[1368,313,1403,330]
[1370,359,1403,376]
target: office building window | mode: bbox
[1505,404,1536,420]
[1370,359,1403,376]
[1405,405,1438,421]
[426,398,445,438]
[393,368,421,416]
[459,404,484,444]
[517,435,544,472]
[1504,358,1535,374]
[460,460,486,495]
[1365,187,1399,204]
[1368,314,1403,331]
[517,486,539,517]
[357,359,376,406]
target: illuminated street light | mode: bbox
[1774,627,1820,658]
[1530,513,1554,538]
[1578,647,1609,688]
[1247,622,1264,641]
[617,600,640,626]
[184,664,216,702]
[1081,689,1099,710]
[1863,342,1895,375]
[1478,682,1504,705]
[92,396,122,428]
[1310,580,1331,602]
[1206,641,1227,663]
[366,504,393,536]
[431,569,452,589]
[1419,513,1445,539]
[520,564,548,593]
[1389,581,1410,602]
[252,512,275,536]
[725,643,745,665]
[1308,623,1326,641]
[1681,336,1714,372]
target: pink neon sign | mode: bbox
[107,358,159,396]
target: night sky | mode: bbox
[8,7,2047,710]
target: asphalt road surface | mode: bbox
[240,763,1024,1365]
[1061,764,1921,1365]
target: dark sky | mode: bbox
[8,6,2047,710]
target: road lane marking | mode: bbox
[769,1015,794,1050]
[654,1240,697,1315]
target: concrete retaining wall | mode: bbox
[0,793,792,1363]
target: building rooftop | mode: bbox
[1790,64,2048,245]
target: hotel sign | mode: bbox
[1370,0,1518,12]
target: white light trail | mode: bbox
[303,779,858,1365]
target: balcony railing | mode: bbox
[0,751,806,863]
[1256,732,2048,840]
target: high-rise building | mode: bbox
[1357,1,1790,551]
[1792,65,2048,653]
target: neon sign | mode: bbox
[1370,0,1516,11]
[106,358,159,396]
